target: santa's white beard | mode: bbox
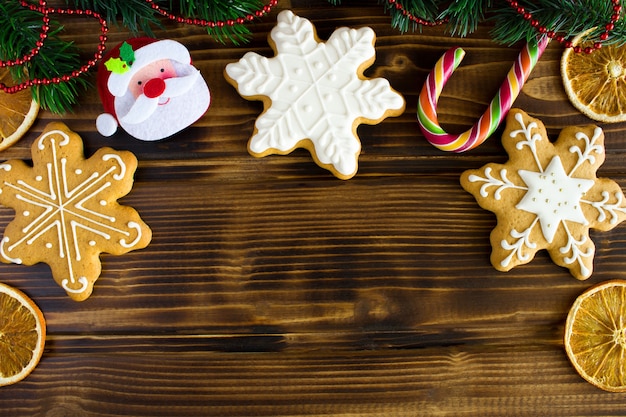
[114,69,210,141]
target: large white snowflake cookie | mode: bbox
[0,122,152,301]
[461,109,626,280]
[224,10,405,179]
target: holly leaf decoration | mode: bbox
[119,41,135,66]
[104,57,130,74]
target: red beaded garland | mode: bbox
[386,0,448,26]
[0,0,278,95]
[0,0,108,94]
[505,0,622,53]
[145,0,278,28]
[387,0,622,52]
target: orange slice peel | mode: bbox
[0,282,45,387]
[565,280,626,392]
[562,30,626,123]
[0,68,39,151]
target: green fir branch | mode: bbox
[3,0,626,115]
[68,0,163,35]
[439,0,492,37]
[0,2,87,114]
[69,0,268,44]
[490,0,626,46]
[172,0,268,44]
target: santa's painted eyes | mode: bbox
[160,68,165,72]
[137,81,142,85]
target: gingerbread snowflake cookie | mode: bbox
[224,10,405,180]
[0,122,152,301]
[461,109,626,280]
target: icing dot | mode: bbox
[45,243,52,249]
[328,74,337,81]
[304,105,313,112]
[35,176,42,181]
[23,211,29,217]
[290,85,298,93]
[89,241,96,246]
[100,200,107,206]
[75,169,82,175]
[294,68,303,75]
[314,61,323,69]
[324,94,332,101]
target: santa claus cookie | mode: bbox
[461,109,626,280]
[224,10,405,180]
[96,37,211,141]
[0,122,152,301]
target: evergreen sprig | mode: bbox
[332,0,626,46]
[2,0,625,114]
[0,1,87,114]
[70,0,268,44]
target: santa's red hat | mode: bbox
[96,37,192,137]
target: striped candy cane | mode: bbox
[418,36,550,152]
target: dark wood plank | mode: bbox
[3,347,625,416]
[1,0,626,415]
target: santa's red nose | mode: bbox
[143,78,166,99]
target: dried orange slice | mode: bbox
[0,68,39,151]
[561,30,626,123]
[0,282,45,386]
[565,280,626,392]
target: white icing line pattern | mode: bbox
[463,110,626,280]
[0,126,150,300]
[225,10,404,179]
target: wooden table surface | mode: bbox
[3,1,626,415]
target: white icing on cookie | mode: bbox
[225,10,404,178]
[516,156,594,243]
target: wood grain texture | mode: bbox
[2,0,626,415]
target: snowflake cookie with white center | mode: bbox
[0,122,152,301]
[224,10,405,180]
[460,109,626,280]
